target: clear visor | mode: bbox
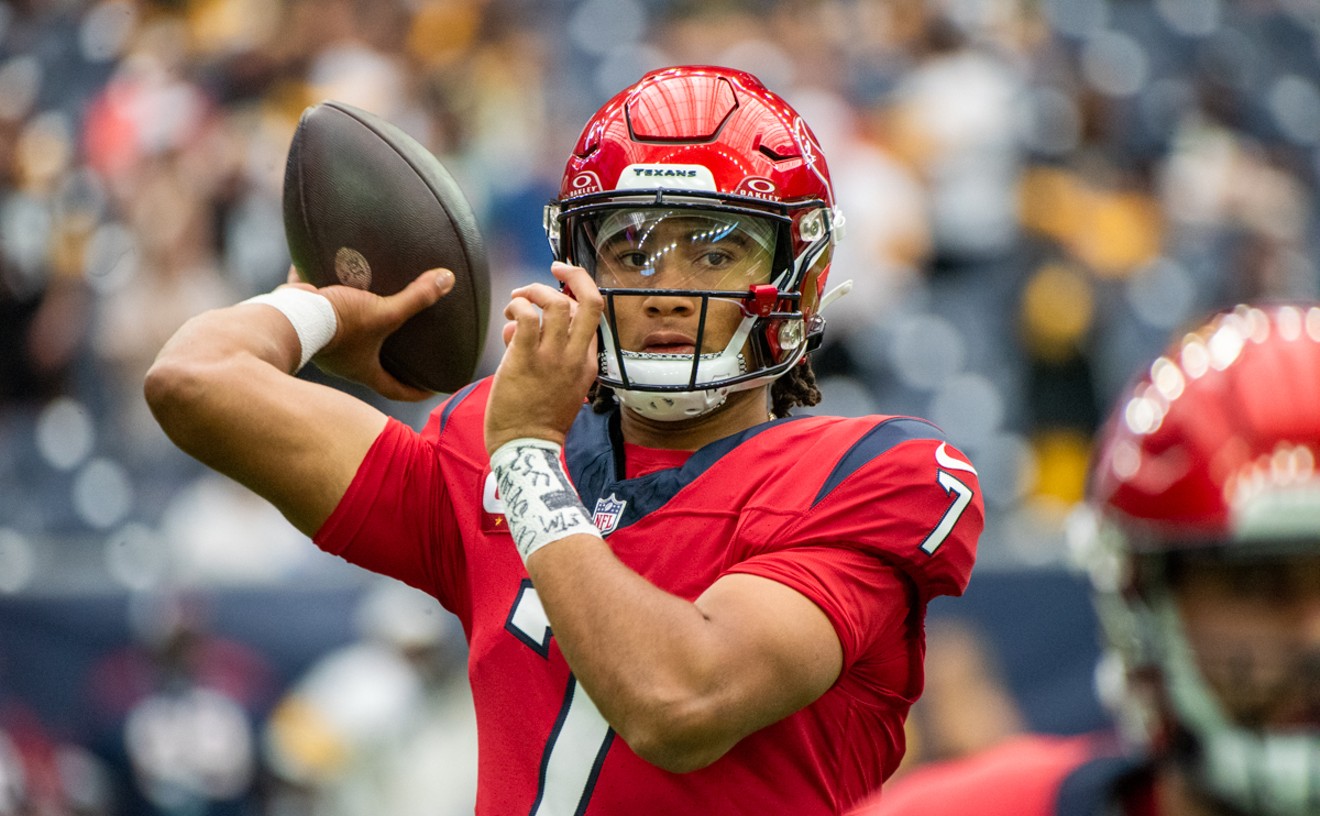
[580,208,779,292]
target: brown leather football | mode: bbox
[283,100,490,393]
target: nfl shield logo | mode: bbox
[592,493,627,536]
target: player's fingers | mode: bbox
[501,320,517,347]
[538,293,574,347]
[385,268,454,320]
[514,281,580,334]
[509,282,565,307]
[553,263,603,354]
[503,296,541,354]
[551,262,600,307]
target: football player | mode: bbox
[854,303,1320,816]
[146,66,982,814]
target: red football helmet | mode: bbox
[1090,304,1320,545]
[1077,303,1320,815]
[544,66,845,420]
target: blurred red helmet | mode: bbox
[544,66,845,420]
[1077,303,1320,816]
[1089,303,1320,550]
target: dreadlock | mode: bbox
[771,357,822,417]
[589,357,822,419]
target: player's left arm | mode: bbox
[530,541,846,773]
[485,263,861,772]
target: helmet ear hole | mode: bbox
[798,209,826,242]
[775,319,805,358]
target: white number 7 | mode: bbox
[506,580,613,815]
[918,470,974,555]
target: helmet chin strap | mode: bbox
[611,354,783,421]
[601,315,763,422]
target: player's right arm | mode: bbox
[143,268,454,535]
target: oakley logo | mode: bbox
[570,171,601,191]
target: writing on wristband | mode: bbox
[490,438,599,563]
[241,288,337,371]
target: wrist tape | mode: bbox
[490,438,599,563]
[242,288,337,371]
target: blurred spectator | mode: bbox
[82,591,277,815]
[0,695,113,815]
[263,580,476,816]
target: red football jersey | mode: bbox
[314,378,982,815]
[852,733,1154,816]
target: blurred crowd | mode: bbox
[1,0,1318,811]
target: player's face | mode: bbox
[1172,551,1320,730]
[588,209,775,354]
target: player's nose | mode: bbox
[641,289,696,316]
[639,259,697,314]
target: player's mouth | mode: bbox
[640,331,698,355]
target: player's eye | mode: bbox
[619,251,652,270]
[699,250,735,268]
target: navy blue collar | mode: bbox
[563,406,806,534]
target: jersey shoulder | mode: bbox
[746,414,983,599]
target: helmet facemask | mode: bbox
[547,192,834,421]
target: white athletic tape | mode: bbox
[490,438,599,563]
[242,288,338,371]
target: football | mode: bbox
[282,100,490,393]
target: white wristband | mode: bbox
[241,288,338,371]
[490,438,599,563]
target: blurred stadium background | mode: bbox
[1,0,1317,811]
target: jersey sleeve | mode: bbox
[724,547,918,679]
[313,416,467,611]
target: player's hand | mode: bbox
[485,262,602,453]
[289,266,455,402]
